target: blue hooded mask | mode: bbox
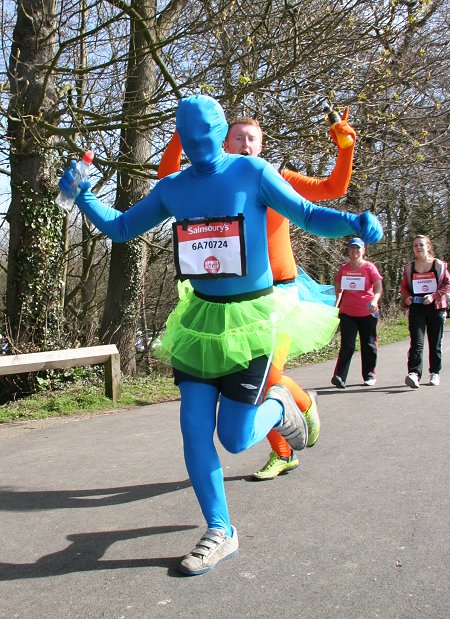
[176,95,228,170]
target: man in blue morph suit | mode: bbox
[59,95,383,576]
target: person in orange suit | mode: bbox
[158,107,356,480]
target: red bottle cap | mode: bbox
[82,150,94,164]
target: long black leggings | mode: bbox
[334,313,378,382]
[407,304,446,378]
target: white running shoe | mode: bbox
[266,383,308,451]
[331,375,346,389]
[429,373,440,386]
[179,527,238,575]
[405,372,420,389]
[364,378,376,386]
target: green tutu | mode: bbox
[156,286,338,379]
[155,288,339,378]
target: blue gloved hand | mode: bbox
[58,161,91,197]
[78,180,91,192]
[354,211,383,244]
[58,161,77,197]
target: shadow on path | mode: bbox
[0,524,196,581]
[0,480,192,511]
[0,475,249,512]
[0,475,251,581]
[317,384,419,396]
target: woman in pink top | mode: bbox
[332,238,383,388]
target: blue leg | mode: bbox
[178,381,232,536]
[217,395,283,454]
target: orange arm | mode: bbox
[269,110,356,282]
[281,107,356,201]
[157,130,183,179]
[267,210,297,282]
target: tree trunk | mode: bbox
[5,0,62,351]
[100,0,157,375]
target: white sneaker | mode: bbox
[429,373,440,386]
[266,383,308,451]
[179,526,238,575]
[405,372,420,389]
[364,378,376,386]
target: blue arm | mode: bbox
[59,166,171,243]
[260,164,383,244]
[59,166,170,241]
[73,185,169,243]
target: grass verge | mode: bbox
[0,316,410,425]
[0,376,180,425]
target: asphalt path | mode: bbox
[0,326,449,619]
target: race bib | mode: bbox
[341,271,365,291]
[172,215,246,280]
[412,272,437,294]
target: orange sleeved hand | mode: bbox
[157,130,183,179]
[280,107,356,202]
[328,107,356,149]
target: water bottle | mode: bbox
[368,302,379,318]
[56,150,94,209]
[323,104,354,149]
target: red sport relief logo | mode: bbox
[204,256,220,274]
